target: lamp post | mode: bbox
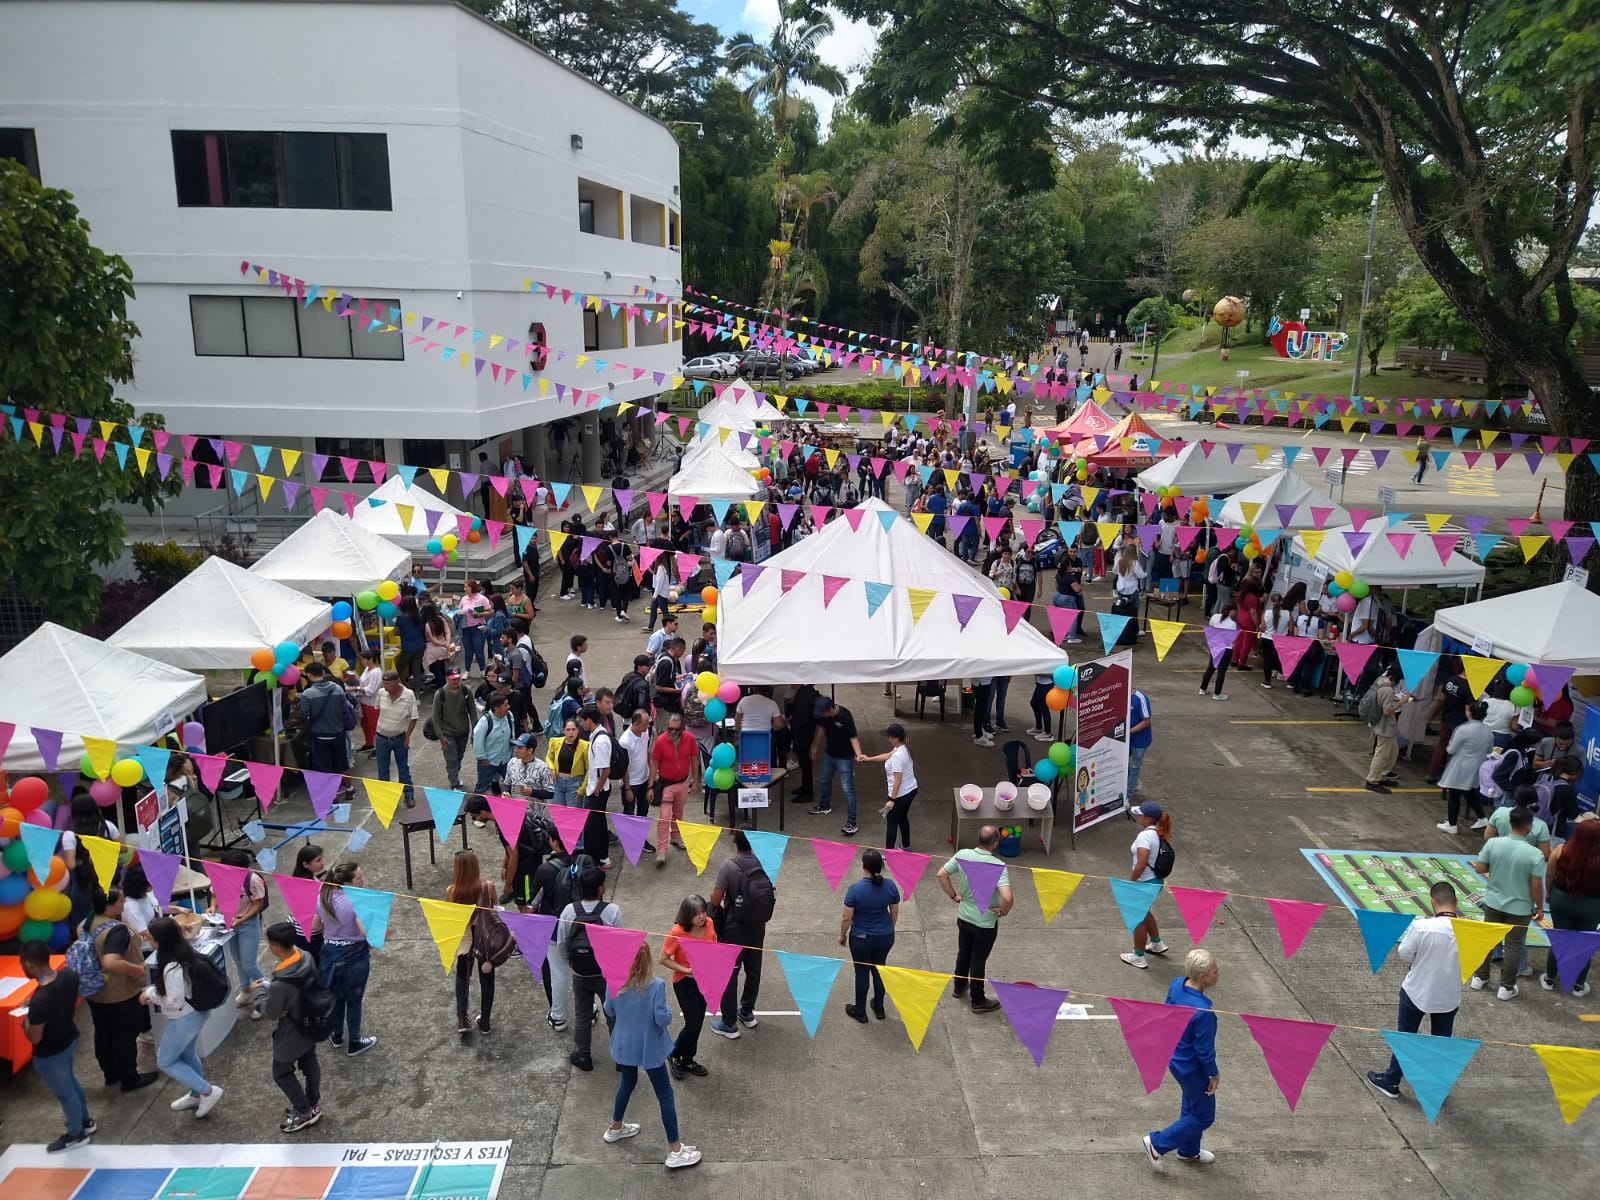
[1347,188,1382,401]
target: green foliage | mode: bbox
[0,162,180,631]
[1126,297,1174,339]
[131,540,203,591]
[725,0,848,137]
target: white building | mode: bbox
[0,0,682,519]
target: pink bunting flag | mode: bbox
[1107,996,1197,1094]
[0,719,12,763]
[544,803,590,855]
[1430,533,1460,565]
[675,553,701,581]
[842,508,865,532]
[883,848,931,898]
[192,752,227,793]
[1202,625,1234,666]
[993,980,1071,1067]
[779,568,804,594]
[812,839,859,892]
[139,850,183,909]
[301,770,342,820]
[502,911,557,975]
[588,925,649,995]
[1386,532,1415,557]
[1000,599,1031,634]
[680,939,744,1010]
[821,575,849,608]
[610,813,652,865]
[273,873,322,937]
[1239,1013,1335,1112]
[1333,642,1377,687]
[1271,635,1314,681]
[246,761,285,813]
[1046,606,1079,645]
[486,795,527,849]
[203,861,248,928]
[1265,897,1327,959]
[1167,886,1228,944]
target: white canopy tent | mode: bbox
[0,624,208,774]
[249,508,410,597]
[669,445,761,500]
[1429,582,1600,671]
[717,386,786,421]
[1217,470,1351,530]
[718,498,1068,683]
[681,430,761,472]
[348,475,471,553]
[1136,442,1260,495]
[1280,520,1485,590]
[694,397,759,432]
[108,557,332,671]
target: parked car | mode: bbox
[683,355,732,380]
[738,349,785,377]
[784,353,820,376]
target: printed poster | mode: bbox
[1071,649,1132,833]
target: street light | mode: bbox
[1348,188,1382,400]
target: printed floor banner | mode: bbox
[0,1141,510,1200]
[1072,649,1132,833]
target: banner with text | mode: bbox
[1072,649,1132,833]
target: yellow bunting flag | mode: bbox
[1450,918,1515,982]
[1519,535,1549,563]
[1238,502,1261,525]
[906,588,936,625]
[547,531,569,563]
[81,834,123,891]
[395,503,415,531]
[417,898,475,971]
[742,501,765,524]
[1555,452,1576,473]
[1480,429,1500,449]
[823,448,840,468]
[1424,513,1451,534]
[1096,522,1122,550]
[257,475,275,499]
[943,469,959,490]
[1079,487,1100,511]
[1300,530,1327,559]
[364,779,405,829]
[910,512,933,535]
[877,965,950,1050]
[675,821,723,875]
[1253,444,1273,463]
[28,421,45,446]
[880,410,896,427]
[99,420,117,440]
[1148,620,1185,662]
[428,467,450,492]
[135,447,152,475]
[1462,656,1507,700]
[1033,869,1084,923]
[1532,1044,1600,1124]
[81,736,117,781]
[581,485,603,512]
[281,449,302,476]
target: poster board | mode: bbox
[1071,650,1132,834]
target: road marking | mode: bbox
[1304,787,1435,794]
[1288,816,1327,848]
[1213,741,1242,768]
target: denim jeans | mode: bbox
[474,758,507,796]
[1128,743,1149,796]
[33,1038,89,1135]
[157,1008,211,1095]
[440,735,465,789]
[1149,1068,1215,1158]
[552,775,581,807]
[1374,986,1457,1088]
[227,914,265,991]
[614,1064,679,1143]
[850,930,894,1009]
[819,755,858,825]
[645,595,670,630]
[461,626,488,673]
[376,734,413,805]
[321,940,371,1043]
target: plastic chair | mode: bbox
[914,680,947,720]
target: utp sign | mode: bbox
[1580,701,1600,812]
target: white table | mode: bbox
[949,786,1055,856]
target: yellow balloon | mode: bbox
[695,671,719,696]
[998,587,1011,599]
[702,606,717,625]
[1243,544,1260,560]
[110,758,144,787]
[441,533,458,551]
[377,580,400,601]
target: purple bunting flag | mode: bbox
[993,980,1071,1067]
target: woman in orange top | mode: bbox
[658,895,717,1080]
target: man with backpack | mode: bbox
[557,868,621,1071]
[706,830,776,1039]
[431,670,478,790]
[724,520,750,563]
[529,843,583,1029]
[937,826,1015,1013]
[297,662,356,776]
[614,654,655,725]
[471,695,516,796]
[263,921,331,1133]
[578,705,620,869]
[1362,666,1407,794]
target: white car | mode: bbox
[682,355,732,380]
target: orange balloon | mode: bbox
[1045,687,1070,711]
[330,621,353,640]
[0,904,24,939]
[250,648,275,671]
[28,854,67,890]
[0,806,21,838]
[466,529,482,543]
[701,586,719,606]
[1194,548,1208,564]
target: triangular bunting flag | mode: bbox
[202,860,248,927]
[1098,613,1131,654]
[1107,996,1196,1093]
[1532,1044,1600,1124]
[1264,898,1326,958]
[776,950,844,1037]
[140,850,183,909]
[744,829,788,884]
[812,840,859,892]
[676,820,723,874]
[993,980,1072,1067]
[1543,928,1600,993]
[1108,877,1163,935]
[418,897,476,970]
[545,804,591,856]
[1167,886,1227,944]
[502,911,557,976]
[1449,917,1515,982]
[485,795,527,850]
[364,779,405,828]
[1353,909,1416,973]
[273,873,321,938]
[1239,1013,1335,1112]
[681,939,745,1010]
[18,823,60,882]
[883,848,931,898]
[1462,655,1507,699]
[610,812,652,866]
[1148,619,1184,661]
[956,856,1007,913]
[1379,1032,1480,1120]
[587,925,649,995]
[1032,869,1082,923]
[877,965,950,1050]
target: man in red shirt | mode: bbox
[649,713,700,868]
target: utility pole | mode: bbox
[1348,188,1381,400]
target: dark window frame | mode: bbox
[189,295,404,361]
[171,130,391,210]
[0,128,40,180]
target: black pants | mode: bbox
[572,973,609,1056]
[1261,639,1282,684]
[884,788,917,850]
[89,995,145,1087]
[273,1048,321,1114]
[719,940,764,1022]
[1199,657,1229,696]
[850,931,894,1010]
[1029,682,1051,732]
[792,725,815,796]
[1446,788,1486,825]
[559,563,575,596]
[454,952,496,1020]
[672,976,706,1063]
[539,954,554,1007]
[619,784,649,818]
[972,684,994,738]
[955,918,1000,1004]
[582,787,611,860]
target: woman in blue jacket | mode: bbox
[1141,948,1221,1170]
[602,941,702,1170]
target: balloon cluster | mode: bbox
[694,670,743,791]
[1234,525,1266,561]
[1505,663,1537,709]
[425,526,470,569]
[1032,664,1079,783]
[329,600,354,642]
[700,586,719,626]
[1327,570,1371,614]
[0,777,74,949]
[356,579,402,621]
[249,640,303,689]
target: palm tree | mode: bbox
[724,1,847,135]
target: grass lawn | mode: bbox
[1133,339,1488,400]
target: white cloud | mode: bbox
[735,1,877,134]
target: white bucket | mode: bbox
[1027,783,1052,811]
[994,781,1017,811]
[958,783,983,811]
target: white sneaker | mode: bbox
[1469,818,1490,830]
[1119,952,1149,969]
[1146,940,1170,956]
[1469,976,1487,990]
[1197,688,1208,696]
[1178,1149,1216,1165]
[1497,984,1519,1001]
[974,735,994,746]
[170,1093,201,1111]
[1210,693,1228,702]
[1574,983,1592,998]
[1435,822,1458,834]
[1141,1134,1164,1172]
[195,1086,224,1119]
[603,1123,640,1143]
[665,1145,703,1169]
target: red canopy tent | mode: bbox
[1069,412,1171,469]
[1039,399,1119,443]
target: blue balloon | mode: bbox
[1052,664,1076,690]
[426,538,443,554]
[47,919,72,950]
[710,742,736,769]
[703,697,727,723]
[273,640,299,662]
[270,662,286,677]
[703,766,719,789]
[0,874,30,905]
[377,600,398,619]
[1327,582,1344,597]
[1032,759,1059,783]
[331,601,353,621]
[1506,663,1528,686]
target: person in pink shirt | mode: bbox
[458,579,493,675]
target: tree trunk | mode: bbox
[1511,351,1600,588]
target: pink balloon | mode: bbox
[23,809,51,827]
[717,681,741,704]
[280,663,301,687]
[89,779,121,808]
[432,552,448,567]
[1335,591,1357,613]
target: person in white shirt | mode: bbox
[1367,881,1463,1099]
[1349,595,1377,645]
[707,522,727,562]
[1198,602,1238,700]
[734,687,784,737]
[858,723,918,850]
[141,916,223,1117]
[1259,593,1293,688]
[617,709,653,822]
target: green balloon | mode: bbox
[712,766,736,791]
[1510,685,1536,708]
[1349,580,1370,599]
[355,590,380,610]
[19,918,54,943]
[79,752,101,779]
[1048,741,1072,767]
[2,839,31,871]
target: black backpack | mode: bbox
[594,730,628,791]
[187,955,230,1012]
[566,899,607,978]
[721,857,777,929]
[291,972,337,1039]
[1151,838,1176,880]
[540,851,596,918]
[615,672,651,718]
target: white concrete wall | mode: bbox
[0,0,681,448]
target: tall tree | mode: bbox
[839,0,1600,528]
[724,1,849,139]
[0,163,178,637]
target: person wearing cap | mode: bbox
[936,825,1013,1012]
[858,724,919,850]
[1364,665,1407,795]
[1121,802,1173,968]
[807,696,863,837]
[432,670,478,791]
[503,733,554,800]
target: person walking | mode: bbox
[82,886,158,1094]
[660,895,716,1079]
[936,825,1014,1013]
[1198,603,1237,701]
[457,579,493,675]
[471,695,516,796]
[559,868,622,1072]
[1366,881,1463,1099]
[1436,701,1496,835]
[649,713,697,868]
[374,670,420,808]
[840,849,901,1023]
[1052,553,1086,645]
[141,917,223,1119]
[445,850,503,1036]
[1127,689,1153,800]
[859,723,919,850]
[1540,817,1600,997]
[263,921,324,1133]
[602,940,702,1170]
[707,829,775,1039]
[393,597,426,691]
[432,669,478,791]
[1424,658,1471,783]
[970,675,996,747]
[314,863,378,1057]
[353,647,383,752]
[1363,665,1407,794]
[1141,949,1222,1171]
[578,705,616,868]
[1468,806,1548,1000]
[20,939,95,1152]
[808,696,864,836]
[1120,802,1172,969]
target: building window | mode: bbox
[583,310,600,352]
[171,131,391,209]
[0,128,40,180]
[668,209,681,250]
[577,178,622,239]
[578,199,595,235]
[402,439,448,469]
[190,296,404,359]
[630,195,666,246]
[313,436,380,483]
